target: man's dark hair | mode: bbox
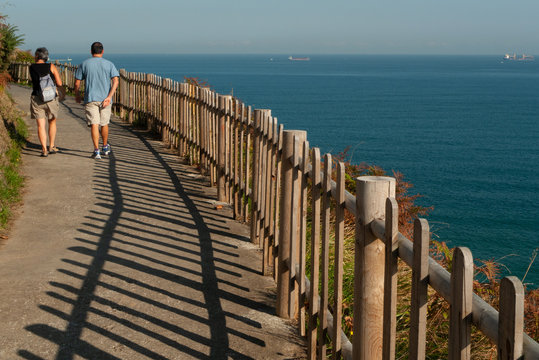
[35,47,49,61]
[91,42,104,55]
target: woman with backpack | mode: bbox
[29,47,63,157]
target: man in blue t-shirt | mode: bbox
[74,42,119,159]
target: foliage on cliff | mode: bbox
[0,13,27,231]
[307,146,538,358]
[0,14,24,71]
[0,89,27,230]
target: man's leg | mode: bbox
[100,104,112,155]
[86,102,101,153]
[101,125,109,147]
[91,124,100,150]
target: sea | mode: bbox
[55,54,539,287]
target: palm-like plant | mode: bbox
[0,16,25,71]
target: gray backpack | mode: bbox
[39,73,57,102]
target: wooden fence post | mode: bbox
[262,116,275,273]
[332,161,346,359]
[272,124,284,282]
[202,88,209,175]
[128,72,134,124]
[353,176,396,360]
[250,110,262,244]
[299,140,310,336]
[276,129,306,319]
[409,218,430,359]
[244,106,252,222]
[267,119,280,270]
[145,73,151,130]
[119,69,126,119]
[382,197,398,360]
[217,95,227,202]
[498,276,524,360]
[308,148,321,360]
[233,100,241,219]
[238,103,246,219]
[319,153,332,360]
[449,247,473,360]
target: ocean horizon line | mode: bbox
[49,53,536,57]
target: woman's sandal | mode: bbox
[40,151,48,157]
[49,146,59,154]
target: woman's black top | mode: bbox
[29,63,54,96]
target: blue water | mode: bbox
[58,54,539,287]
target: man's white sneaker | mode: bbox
[102,144,111,155]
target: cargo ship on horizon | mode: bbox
[503,53,535,61]
[288,56,310,61]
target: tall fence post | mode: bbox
[249,110,262,244]
[498,276,524,360]
[145,73,152,130]
[354,176,396,360]
[128,72,134,124]
[382,197,398,360]
[276,129,306,319]
[217,95,227,202]
[119,69,126,119]
[449,247,473,360]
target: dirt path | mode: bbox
[0,85,305,360]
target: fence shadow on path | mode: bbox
[17,113,292,359]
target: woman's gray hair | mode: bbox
[34,47,49,62]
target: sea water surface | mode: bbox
[58,54,539,286]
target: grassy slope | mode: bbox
[303,162,538,358]
[0,87,27,232]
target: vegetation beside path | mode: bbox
[0,81,27,231]
[0,83,28,227]
[309,147,538,358]
[0,14,28,233]
[2,10,537,358]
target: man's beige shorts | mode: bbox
[85,102,112,126]
[30,95,59,120]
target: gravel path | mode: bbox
[0,85,305,360]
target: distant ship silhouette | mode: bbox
[288,56,310,61]
[503,53,534,61]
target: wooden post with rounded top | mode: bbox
[217,95,228,202]
[276,129,307,318]
[249,110,262,244]
[449,247,473,360]
[145,73,152,130]
[498,276,524,360]
[119,69,126,119]
[129,72,135,124]
[353,176,396,360]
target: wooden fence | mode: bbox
[9,62,539,359]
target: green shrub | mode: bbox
[0,88,27,228]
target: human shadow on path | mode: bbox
[19,112,281,359]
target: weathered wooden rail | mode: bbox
[10,62,539,359]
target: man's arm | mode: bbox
[74,79,82,103]
[101,76,119,108]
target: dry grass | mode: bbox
[304,146,538,358]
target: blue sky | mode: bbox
[3,0,539,55]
